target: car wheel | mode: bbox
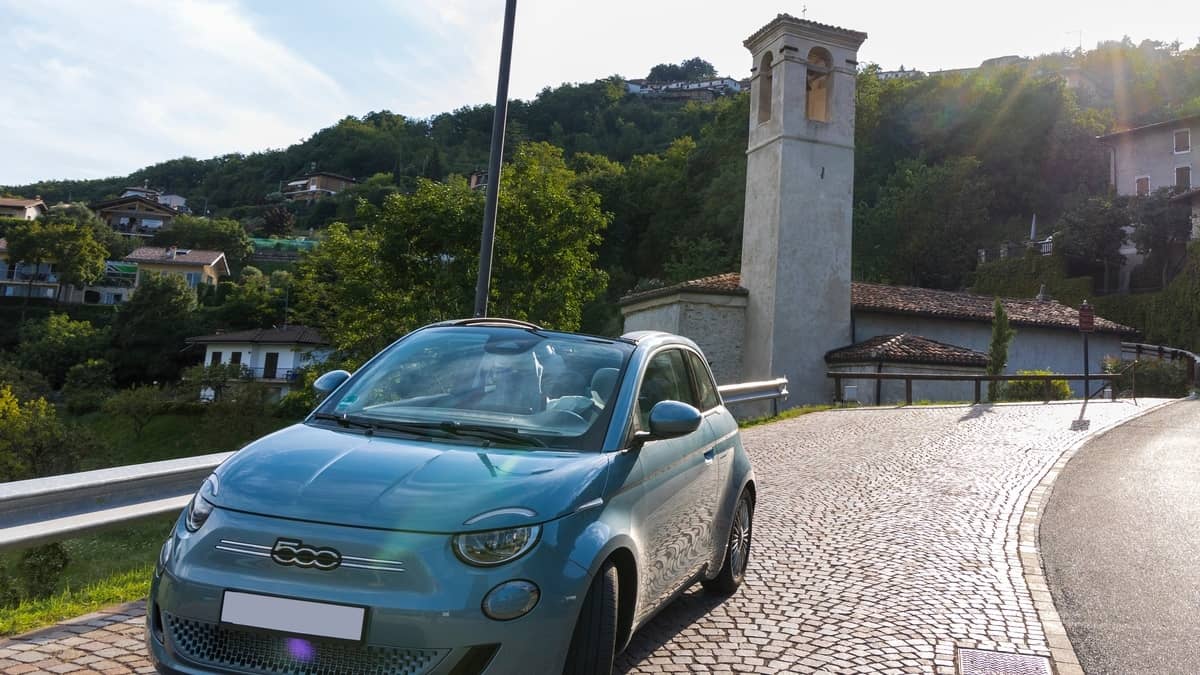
[702,490,753,594]
[563,561,618,675]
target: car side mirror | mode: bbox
[633,400,702,448]
[313,369,351,394]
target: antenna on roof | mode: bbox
[801,4,808,18]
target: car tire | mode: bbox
[563,561,618,675]
[702,490,753,595]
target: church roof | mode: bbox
[825,334,989,368]
[621,273,1136,335]
[744,13,868,48]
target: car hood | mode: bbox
[210,424,612,533]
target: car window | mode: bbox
[636,349,699,429]
[686,351,721,411]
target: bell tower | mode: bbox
[739,15,866,403]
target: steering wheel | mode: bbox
[540,409,588,425]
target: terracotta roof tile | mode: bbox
[0,198,45,208]
[186,326,326,345]
[825,334,989,367]
[124,246,226,267]
[618,272,747,304]
[744,13,868,47]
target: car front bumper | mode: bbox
[146,507,593,674]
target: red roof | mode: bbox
[618,272,747,304]
[0,198,46,209]
[825,334,989,367]
[186,326,326,345]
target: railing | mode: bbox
[0,376,789,553]
[717,378,790,416]
[1121,342,1199,385]
[828,372,1122,406]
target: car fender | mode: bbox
[705,441,756,578]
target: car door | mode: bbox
[631,348,719,618]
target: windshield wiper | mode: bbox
[435,421,547,448]
[309,412,449,440]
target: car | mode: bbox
[146,318,756,675]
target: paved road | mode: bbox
[1041,399,1200,675]
[0,400,1166,675]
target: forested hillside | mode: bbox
[5,40,1200,321]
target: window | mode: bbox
[1135,176,1150,196]
[230,352,242,365]
[1178,166,1192,191]
[757,52,773,124]
[635,350,698,430]
[1176,129,1191,154]
[183,272,201,287]
[806,47,833,122]
[685,351,721,411]
[210,351,223,365]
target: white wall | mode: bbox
[853,312,1123,397]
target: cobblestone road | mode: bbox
[0,400,1165,674]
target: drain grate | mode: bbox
[957,648,1053,675]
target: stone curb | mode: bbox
[1014,397,1186,675]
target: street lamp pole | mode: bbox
[1079,299,1094,397]
[473,0,518,317]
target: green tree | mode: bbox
[63,358,115,414]
[15,314,109,388]
[153,215,252,269]
[1054,195,1129,291]
[182,362,252,402]
[0,386,81,481]
[45,220,106,304]
[987,298,1017,402]
[3,220,56,320]
[102,385,168,440]
[1129,188,1192,288]
[260,206,296,237]
[0,363,52,403]
[111,272,202,385]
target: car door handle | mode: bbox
[703,449,715,464]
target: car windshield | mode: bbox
[312,326,634,451]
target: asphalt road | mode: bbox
[1041,398,1200,675]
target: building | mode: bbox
[185,326,331,398]
[123,246,229,288]
[0,238,59,299]
[625,76,743,97]
[877,66,924,81]
[60,261,138,306]
[282,172,358,203]
[0,197,47,220]
[93,195,180,237]
[619,14,1134,407]
[1098,114,1195,199]
[825,334,988,405]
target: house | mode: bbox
[0,238,59,299]
[877,66,924,81]
[825,334,988,405]
[0,197,47,220]
[185,326,331,398]
[123,246,229,288]
[1098,114,1195,199]
[60,261,139,305]
[120,184,189,213]
[93,195,180,237]
[282,172,358,203]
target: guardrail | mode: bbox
[0,376,790,553]
[1122,342,1199,385]
[828,372,1121,406]
[717,377,790,416]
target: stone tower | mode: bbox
[739,15,866,403]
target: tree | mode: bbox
[0,386,81,481]
[0,363,52,403]
[110,272,202,385]
[63,358,115,414]
[102,385,168,440]
[1054,196,1129,290]
[3,220,55,320]
[987,298,1016,402]
[260,206,296,237]
[182,363,252,402]
[1129,188,1192,288]
[44,220,106,304]
[153,215,252,268]
[15,314,109,389]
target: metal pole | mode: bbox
[1083,333,1090,399]
[473,0,518,317]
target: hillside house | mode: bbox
[123,246,229,288]
[0,238,58,299]
[94,195,179,237]
[185,326,330,399]
[0,197,47,220]
[282,172,358,203]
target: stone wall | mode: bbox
[621,291,746,385]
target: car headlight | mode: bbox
[453,525,540,567]
[185,475,219,532]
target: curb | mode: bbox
[1015,397,1185,675]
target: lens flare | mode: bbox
[286,637,315,662]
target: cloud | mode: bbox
[0,0,350,185]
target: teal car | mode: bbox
[147,319,756,675]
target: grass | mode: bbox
[738,403,833,428]
[0,518,174,636]
[73,411,294,469]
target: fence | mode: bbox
[828,372,1121,406]
[1121,342,1199,385]
[0,377,788,553]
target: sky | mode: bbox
[1,0,1195,186]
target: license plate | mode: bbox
[221,591,365,641]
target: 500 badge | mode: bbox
[270,538,342,570]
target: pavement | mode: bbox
[1040,398,1200,675]
[0,399,1169,675]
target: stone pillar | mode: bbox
[739,15,867,404]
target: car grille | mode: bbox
[164,613,448,675]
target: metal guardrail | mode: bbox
[828,371,1121,406]
[717,377,790,416]
[0,377,790,553]
[0,452,231,553]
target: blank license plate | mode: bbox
[221,591,365,641]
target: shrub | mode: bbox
[1004,370,1072,401]
[63,359,114,415]
[18,544,69,598]
[1105,357,1189,398]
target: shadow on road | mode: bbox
[616,586,734,673]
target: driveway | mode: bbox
[0,400,1166,675]
[1041,398,1200,675]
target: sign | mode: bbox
[1078,300,1095,333]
